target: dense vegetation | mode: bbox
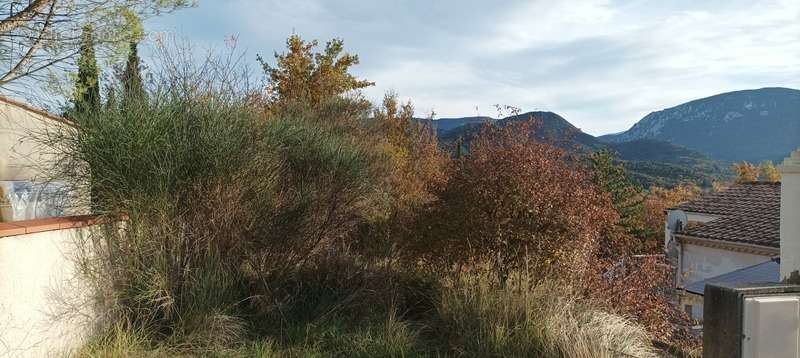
[435,113,731,189]
[39,35,702,357]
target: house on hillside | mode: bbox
[665,182,781,320]
[665,148,800,321]
[0,95,78,221]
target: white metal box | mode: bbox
[743,295,800,358]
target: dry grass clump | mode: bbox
[433,275,659,358]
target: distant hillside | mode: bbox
[439,111,605,151]
[608,139,710,163]
[435,112,730,188]
[429,116,494,134]
[599,87,800,162]
[608,140,730,188]
[498,112,605,150]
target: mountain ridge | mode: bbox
[598,87,800,162]
[432,110,729,187]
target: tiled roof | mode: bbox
[685,258,779,296]
[673,181,780,216]
[674,182,781,248]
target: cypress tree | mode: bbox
[121,41,145,104]
[74,24,100,115]
[105,85,117,111]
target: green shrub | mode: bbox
[39,51,383,352]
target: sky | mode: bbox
[146,0,800,136]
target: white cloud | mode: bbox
[148,0,800,135]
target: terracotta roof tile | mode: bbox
[675,182,781,248]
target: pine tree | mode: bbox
[121,41,145,104]
[455,136,464,159]
[589,150,647,254]
[73,24,100,115]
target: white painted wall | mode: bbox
[780,148,800,281]
[676,242,774,321]
[680,243,772,286]
[0,228,94,357]
[0,99,65,182]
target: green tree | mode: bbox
[589,150,647,255]
[121,41,146,104]
[257,35,374,108]
[105,85,117,111]
[73,24,100,115]
[0,1,192,87]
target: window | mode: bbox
[0,181,70,221]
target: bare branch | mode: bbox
[0,0,57,85]
[0,0,54,34]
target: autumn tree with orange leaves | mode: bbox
[257,35,374,110]
[374,92,446,213]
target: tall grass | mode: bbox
[38,46,382,354]
[78,273,661,357]
[432,274,659,358]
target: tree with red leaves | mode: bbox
[409,120,616,284]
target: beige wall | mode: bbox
[0,99,87,223]
[0,99,66,182]
[0,227,94,357]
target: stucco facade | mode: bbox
[673,236,777,319]
[678,241,775,287]
[0,98,95,357]
[665,182,783,321]
[0,97,81,222]
[0,223,95,357]
[0,97,69,182]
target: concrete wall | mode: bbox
[681,292,705,320]
[0,220,95,358]
[678,242,773,320]
[0,98,86,224]
[0,98,68,182]
[780,149,800,281]
[681,243,772,286]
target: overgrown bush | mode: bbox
[39,45,386,352]
[408,121,617,284]
[39,36,697,357]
